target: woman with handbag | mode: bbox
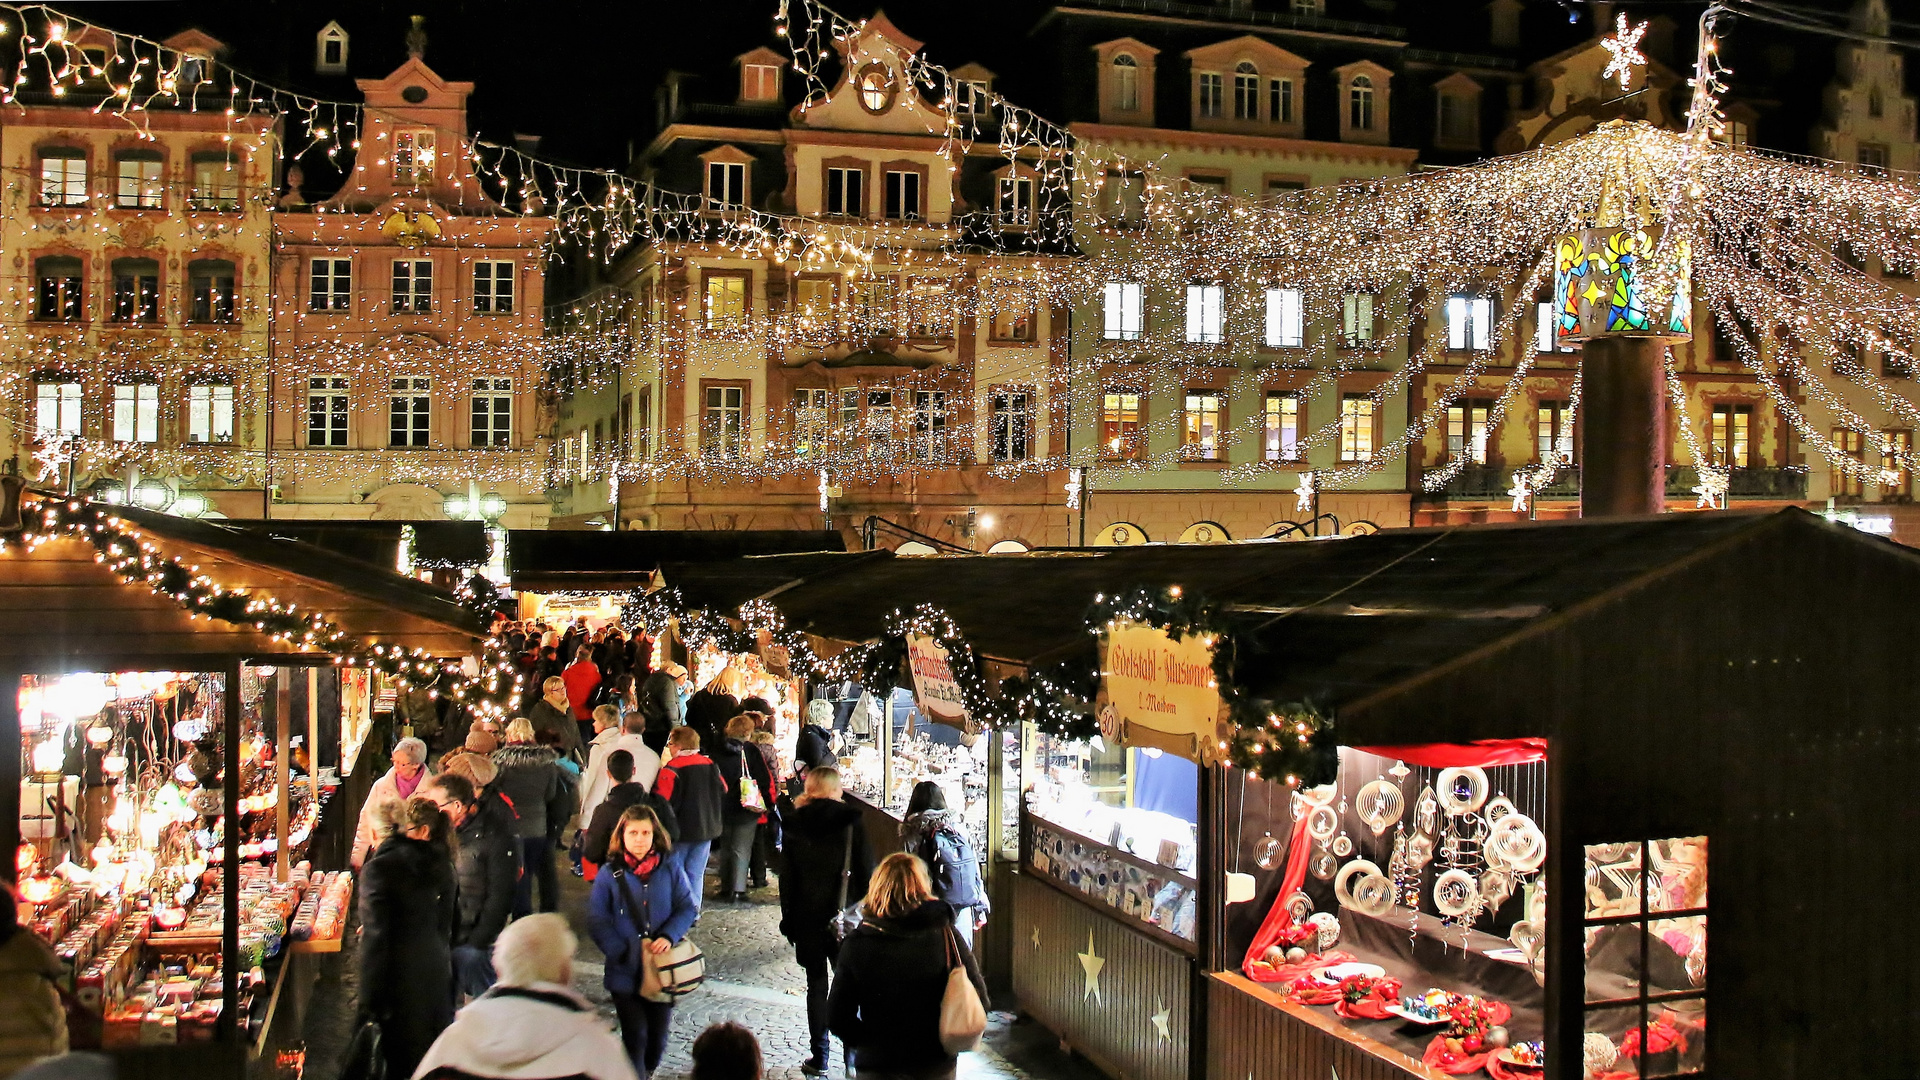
[709,714,775,903]
[828,853,989,1080]
[586,804,699,1080]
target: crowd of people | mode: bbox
[335,615,995,1080]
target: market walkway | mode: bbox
[301,870,1106,1080]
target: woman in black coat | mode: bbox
[829,853,988,1080]
[357,796,458,1080]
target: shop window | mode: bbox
[707,161,746,211]
[1708,404,1750,468]
[1538,400,1573,464]
[392,259,432,314]
[794,276,837,329]
[1102,390,1143,460]
[884,169,921,222]
[990,388,1033,462]
[112,381,160,443]
[1111,54,1140,113]
[703,384,747,459]
[1340,393,1375,461]
[1198,72,1223,118]
[826,166,864,217]
[1182,390,1223,460]
[39,149,87,207]
[473,260,515,315]
[1264,392,1301,461]
[1104,281,1145,341]
[1446,398,1493,464]
[1233,62,1259,120]
[308,376,349,447]
[1832,427,1866,497]
[1447,293,1494,351]
[389,376,431,447]
[1270,77,1294,124]
[35,379,83,437]
[393,128,436,187]
[1342,292,1375,346]
[988,286,1035,342]
[110,258,160,323]
[188,259,236,323]
[471,377,512,448]
[35,257,84,322]
[792,388,830,456]
[910,390,949,461]
[115,151,163,209]
[998,175,1033,228]
[1265,287,1303,348]
[187,382,234,444]
[1185,283,1225,344]
[1882,429,1912,499]
[1582,837,1708,1077]
[189,154,240,211]
[310,257,351,312]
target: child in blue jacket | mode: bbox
[587,804,697,1079]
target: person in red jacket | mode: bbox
[655,725,726,913]
[560,646,603,750]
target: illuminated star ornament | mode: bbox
[1293,471,1316,514]
[1077,931,1105,1002]
[1600,13,1649,92]
[1692,464,1729,510]
[1508,469,1535,515]
[32,441,74,484]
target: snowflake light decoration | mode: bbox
[1601,13,1650,92]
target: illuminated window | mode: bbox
[111,381,160,444]
[35,379,82,437]
[1535,300,1574,353]
[1198,72,1223,118]
[1182,391,1223,460]
[1882,429,1912,499]
[187,383,234,444]
[989,286,1035,341]
[792,388,829,456]
[1340,394,1375,461]
[707,161,746,211]
[1104,281,1145,340]
[826,166,864,217]
[1833,427,1865,497]
[905,278,951,339]
[858,65,894,113]
[189,153,240,211]
[393,128,436,187]
[703,385,746,459]
[911,390,949,461]
[311,258,351,312]
[704,273,747,329]
[1341,292,1375,346]
[991,389,1033,462]
[471,378,512,448]
[854,277,896,335]
[115,152,162,209]
[39,150,87,207]
[188,259,236,323]
[1447,294,1494,351]
[864,389,895,456]
[308,376,349,447]
[795,276,837,329]
[1264,393,1300,461]
[1582,837,1708,1078]
[110,258,160,323]
[1349,75,1375,131]
[389,376,431,447]
[1709,404,1750,468]
[1265,287,1303,348]
[1233,62,1259,120]
[998,175,1033,228]
[1445,398,1492,464]
[1112,55,1139,112]
[1102,391,1143,460]
[1538,400,1573,463]
[391,259,432,314]
[1185,283,1225,344]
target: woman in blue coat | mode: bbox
[586,803,698,1079]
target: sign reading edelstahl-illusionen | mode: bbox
[905,633,969,728]
[1098,623,1224,762]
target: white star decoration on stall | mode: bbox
[1693,465,1730,510]
[1601,13,1650,92]
[1151,1000,1171,1041]
[1031,926,1042,951]
[1293,471,1317,514]
[1508,470,1535,514]
[1077,931,1105,1002]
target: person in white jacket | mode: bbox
[578,710,659,826]
[351,738,430,869]
[413,913,637,1080]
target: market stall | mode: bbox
[2,489,488,1077]
[506,528,848,626]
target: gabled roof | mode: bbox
[860,10,924,57]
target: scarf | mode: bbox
[395,768,423,799]
[624,850,661,878]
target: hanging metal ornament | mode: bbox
[1415,784,1439,835]
[1484,794,1517,825]
[1436,767,1489,816]
[1285,890,1314,921]
[1310,848,1339,880]
[1433,868,1480,918]
[1333,859,1382,910]
[1306,803,1339,844]
[1388,759,1411,780]
[1406,831,1435,870]
[1357,778,1406,836]
[1479,867,1516,912]
[1351,870,1395,917]
[1331,832,1354,858]
[1489,813,1546,873]
[1253,831,1283,871]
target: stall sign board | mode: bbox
[905,633,969,728]
[1099,623,1224,763]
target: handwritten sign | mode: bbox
[905,634,969,728]
[1098,623,1224,763]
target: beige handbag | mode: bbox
[938,925,987,1055]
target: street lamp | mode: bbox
[443,484,508,523]
[442,492,473,520]
[477,492,508,521]
[131,480,171,511]
[169,492,211,518]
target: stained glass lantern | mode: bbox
[1552,225,1692,345]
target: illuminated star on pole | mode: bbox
[1600,13,1649,92]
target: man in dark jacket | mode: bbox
[655,725,725,912]
[580,750,677,873]
[778,766,874,1076]
[636,664,684,756]
[421,772,518,1000]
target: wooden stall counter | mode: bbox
[1209,971,1449,1080]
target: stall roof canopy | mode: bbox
[507,530,848,592]
[1,500,486,667]
[755,511,1822,695]
[227,520,489,570]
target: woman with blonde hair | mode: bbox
[586,804,697,1079]
[828,853,988,1079]
[493,718,574,917]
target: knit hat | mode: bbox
[464,727,500,755]
[441,749,499,790]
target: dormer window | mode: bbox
[1350,76,1376,131]
[1233,62,1259,120]
[857,64,895,114]
[316,22,348,74]
[742,63,781,103]
[1112,55,1139,112]
[707,161,747,211]
[393,128,435,187]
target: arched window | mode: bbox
[1234,61,1259,120]
[1112,54,1139,113]
[1350,75,1375,131]
[857,64,894,113]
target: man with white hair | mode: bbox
[412,914,637,1080]
[352,737,430,869]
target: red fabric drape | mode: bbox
[1354,738,1547,769]
[1241,812,1315,980]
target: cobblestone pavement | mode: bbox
[301,860,1105,1080]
